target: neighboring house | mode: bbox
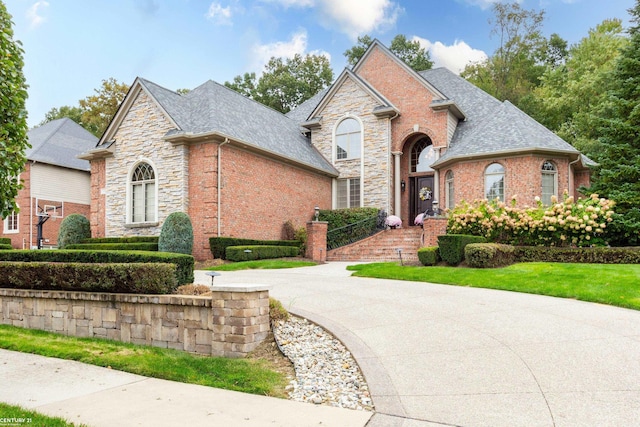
[80,40,592,261]
[1,118,97,249]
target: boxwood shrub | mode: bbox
[438,234,487,266]
[210,237,301,260]
[0,262,177,294]
[0,238,10,245]
[514,246,640,264]
[81,236,159,244]
[0,250,194,285]
[0,244,12,250]
[417,246,440,266]
[225,245,299,262]
[465,243,516,268]
[66,242,159,251]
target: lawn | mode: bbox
[0,325,289,397]
[347,262,640,310]
[207,259,316,271]
[0,402,86,427]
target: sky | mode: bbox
[4,0,635,128]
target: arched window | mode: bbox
[335,118,361,160]
[411,137,435,173]
[541,161,557,205]
[130,162,156,223]
[445,170,454,210]
[485,163,505,201]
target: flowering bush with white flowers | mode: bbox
[447,191,615,247]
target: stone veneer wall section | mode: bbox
[0,285,271,358]
[104,89,188,238]
[311,77,390,212]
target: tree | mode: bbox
[587,2,640,224]
[461,2,555,108]
[78,78,129,137]
[39,105,84,127]
[225,54,333,113]
[344,34,433,71]
[0,2,29,219]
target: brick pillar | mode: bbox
[306,221,328,262]
[210,284,272,358]
[422,217,448,247]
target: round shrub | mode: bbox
[158,212,194,255]
[417,246,440,266]
[57,214,91,249]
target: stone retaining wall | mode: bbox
[0,284,271,358]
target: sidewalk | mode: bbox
[0,348,372,427]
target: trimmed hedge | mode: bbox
[465,243,516,268]
[57,214,91,249]
[225,245,299,262]
[66,243,159,251]
[0,238,10,245]
[438,234,487,266]
[0,244,12,250]
[514,246,640,264]
[0,262,177,294]
[210,237,301,260]
[417,246,440,266]
[81,236,159,244]
[0,250,194,285]
[318,207,380,230]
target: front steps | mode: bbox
[326,227,423,263]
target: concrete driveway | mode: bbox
[196,262,640,427]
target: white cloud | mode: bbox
[261,0,402,39]
[26,1,49,29]
[205,2,233,25]
[458,0,520,10]
[251,30,331,73]
[414,37,488,75]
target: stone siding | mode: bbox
[0,286,271,358]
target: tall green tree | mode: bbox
[462,2,561,109]
[0,2,29,218]
[39,105,84,127]
[78,78,129,137]
[225,54,333,114]
[586,1,640,246]
[344,34,433,71]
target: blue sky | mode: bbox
[4,0,635,128]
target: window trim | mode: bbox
[3,208,19,234]
[445,170,454,210]
[485,162,505,202]
[126,159,158,226]
[333,116,363,162]
[411,137,436,173]
[541,160,558,205]
[335,177,361,209]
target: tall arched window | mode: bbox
[485,163,505,201]
[411,137,435,173]
[335,118,361,160]
[130,162,156,223]
[541,160,557,205]
[445,170,454,209]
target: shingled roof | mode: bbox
[26,118,98,171]
[136,78,338,176]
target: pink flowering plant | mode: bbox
[447,191,615,247]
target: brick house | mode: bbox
[1,118,97,249]
[80,40,592,261]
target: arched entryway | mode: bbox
[408,136,436,223]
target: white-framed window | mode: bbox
[485,163,505,202]
[336,178,361,209]
[129,161,157,223]
[445,170,454,210]
[541,160,557,205]
[3,209,18,234]
[335,117,361,160]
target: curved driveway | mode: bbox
[197,262,640,427]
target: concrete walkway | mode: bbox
[194,262,640,427]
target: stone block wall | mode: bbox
[0,285,271,358]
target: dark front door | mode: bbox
[410,176,434,224]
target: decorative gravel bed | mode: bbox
[273,316,374,411]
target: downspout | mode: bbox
[217,138,230,237]
[387,111,399,217]
[568,156,580,199]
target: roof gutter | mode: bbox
[431,147,580,169]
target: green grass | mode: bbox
[348,262,640,310]
[0,402,87,426]
[0,325,288,397]
[208,259,316,271]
